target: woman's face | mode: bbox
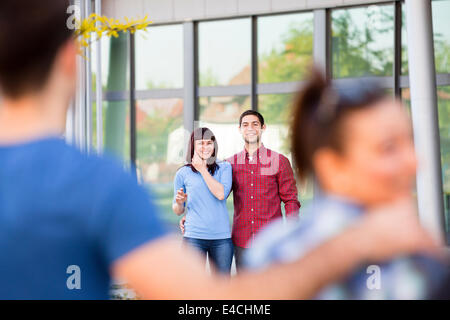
[317,98,417,207]
[194,139,215,160]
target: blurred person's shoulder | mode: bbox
[244,216,301,270]
[21,136,145,198]
[48,138,134,186]
[243,196,363,270]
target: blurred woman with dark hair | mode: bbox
[172,127,234,275]
[243,69,448,299]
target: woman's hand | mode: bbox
[192,153,207,173]
[175,188,187,206]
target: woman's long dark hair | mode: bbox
[185,127,219,175]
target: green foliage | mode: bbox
[258,20,313,83]
[136,112,181,163]
[200,68,220,87]
[331,8,394,77]
[257,19,313,155]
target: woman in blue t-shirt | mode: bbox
[172,127,233,275]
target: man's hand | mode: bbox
[179,215,186,234]
[175,188,187,206]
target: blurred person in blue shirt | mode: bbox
[173,127,233,275]
[243,69,449,299]
[0,0,441,300]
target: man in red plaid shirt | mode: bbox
[226,110,301,271]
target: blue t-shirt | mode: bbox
[0,136,168,299]
[173,162,232,240]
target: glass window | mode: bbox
[258,94,292,156]
[91,35,129,92]
[433,0,450,74]
[437,86,450,243]
[258,94,313,209]
[99,100,131,164]
[198,19,251,86]
[401,4,408,75]
[258,13,313,83]
[402,0,450,75]
[91,100,107,152]
[136,98,184,224]
[198,95,250,160]
[91,36,110,93]
[198,96,249,226]
[135,25,183,89]
[331,4,395,78]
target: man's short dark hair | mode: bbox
[239,110,265,127]
[0,0,72,99]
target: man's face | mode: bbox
[239,115,265,144]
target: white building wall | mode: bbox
[102,0,393,23]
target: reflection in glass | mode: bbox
[331,5,394,78]
[91,101,107,152]
[135,25,183,89]
[433,0,450,74]
[258,94,313,208]
[437,86,450,243]
[401,4,408,75]
[91,36,111,92]
[98,100,131,163]
[136,98,184,225]
[402,0,450,75]
[258,13,313,83]
[258,94,292,156]
[199,19,251,86]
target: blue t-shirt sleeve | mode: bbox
[173,168,185,205]
[96,170,168,266]
[219,162,232,198]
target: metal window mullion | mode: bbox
[95,0,103,154]
[312,8,331,200]
[183,21,196,135]
[135,89,184,100]
[400,73,450,88]
[394,1,402,97]
[257,82,302,95]
[85,0,93,153]
[313,8,330,78]
[251,16,258,111]
[198,85,251,97]
[129,32,136,168]
[76,0,86,152]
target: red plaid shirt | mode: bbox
[226,145,301,248]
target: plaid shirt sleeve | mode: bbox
[277,155,301,217]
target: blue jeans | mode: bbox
[183,237,234,275]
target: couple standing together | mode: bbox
[172,110,301,275]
